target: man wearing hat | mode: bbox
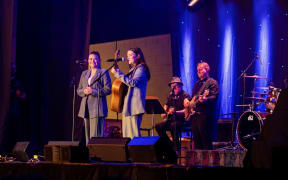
[155,77,190,152]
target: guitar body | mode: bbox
[184,96,197,121]
[111,79,128,113]
[184,90,209,121]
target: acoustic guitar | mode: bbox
[184,89,209,121]
[110,50,128,113]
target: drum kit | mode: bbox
[233,75,282,151]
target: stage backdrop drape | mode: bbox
[0,0,92,153]
[0,0,14,152]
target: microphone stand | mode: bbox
[71,76,76,141]
[71,63,86,142]
[88,63,116,138]
[237,57,257,112]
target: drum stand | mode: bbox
[237,54,259,112]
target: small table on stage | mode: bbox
[145,96,165,136]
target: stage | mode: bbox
[0,146,279,180]
[0,158,275,180]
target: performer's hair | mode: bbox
[128,47,151,81]
[197,62,210,72]
[89,51,101,59]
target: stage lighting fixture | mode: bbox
[188,0,199,7]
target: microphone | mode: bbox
[105,57,125,62]
[75,59,87,64]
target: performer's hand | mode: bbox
[111,67,120,75]
[199,90,209,103]
[184,98,190,108]
[190,110,196,116]
[167,107,175,115]
[199,96,207,103]
[161,113,166,119]
[111,67,116,74]
[163,105,168,112]
[83,88,88,94]
[84,87,92,95]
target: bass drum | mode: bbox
[236,111,264,150]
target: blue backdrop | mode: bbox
[170,0,288,118]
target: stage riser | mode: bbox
[186,150,246,167]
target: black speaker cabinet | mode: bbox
[217,118,233,142]
[128,136,177,164]
[87,137,131,162]
[44,141,88,163]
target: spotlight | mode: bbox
[187,0,205,11]
[188,0,199,7]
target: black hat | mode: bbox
[168,77,183,86]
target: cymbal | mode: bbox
[243,75,268,79]
[269,86,281,91]
[256,87,269,90]
[251,91,268,95]
[245,97,266,101]
[235,104,252,107]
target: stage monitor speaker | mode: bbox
[128,136,177,164]
[12,141,31,162]
[44,141,88,162]
[87,137,131,162]
[217,118,233,142]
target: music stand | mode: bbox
[145,96,165,136]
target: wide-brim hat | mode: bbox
[168,77,183,86]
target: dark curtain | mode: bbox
[1,0,92,154]
[0,0,14,152]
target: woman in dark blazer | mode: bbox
[77,51,111,144]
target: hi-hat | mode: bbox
[243,75,268,79]
[245,97,266,101]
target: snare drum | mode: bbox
[236,111,265,150]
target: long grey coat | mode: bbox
[114,64,148,116]
[77,69,111,118]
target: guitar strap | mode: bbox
[126,68,135,78]
[195,78,210,97]
[127,64,143,78]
